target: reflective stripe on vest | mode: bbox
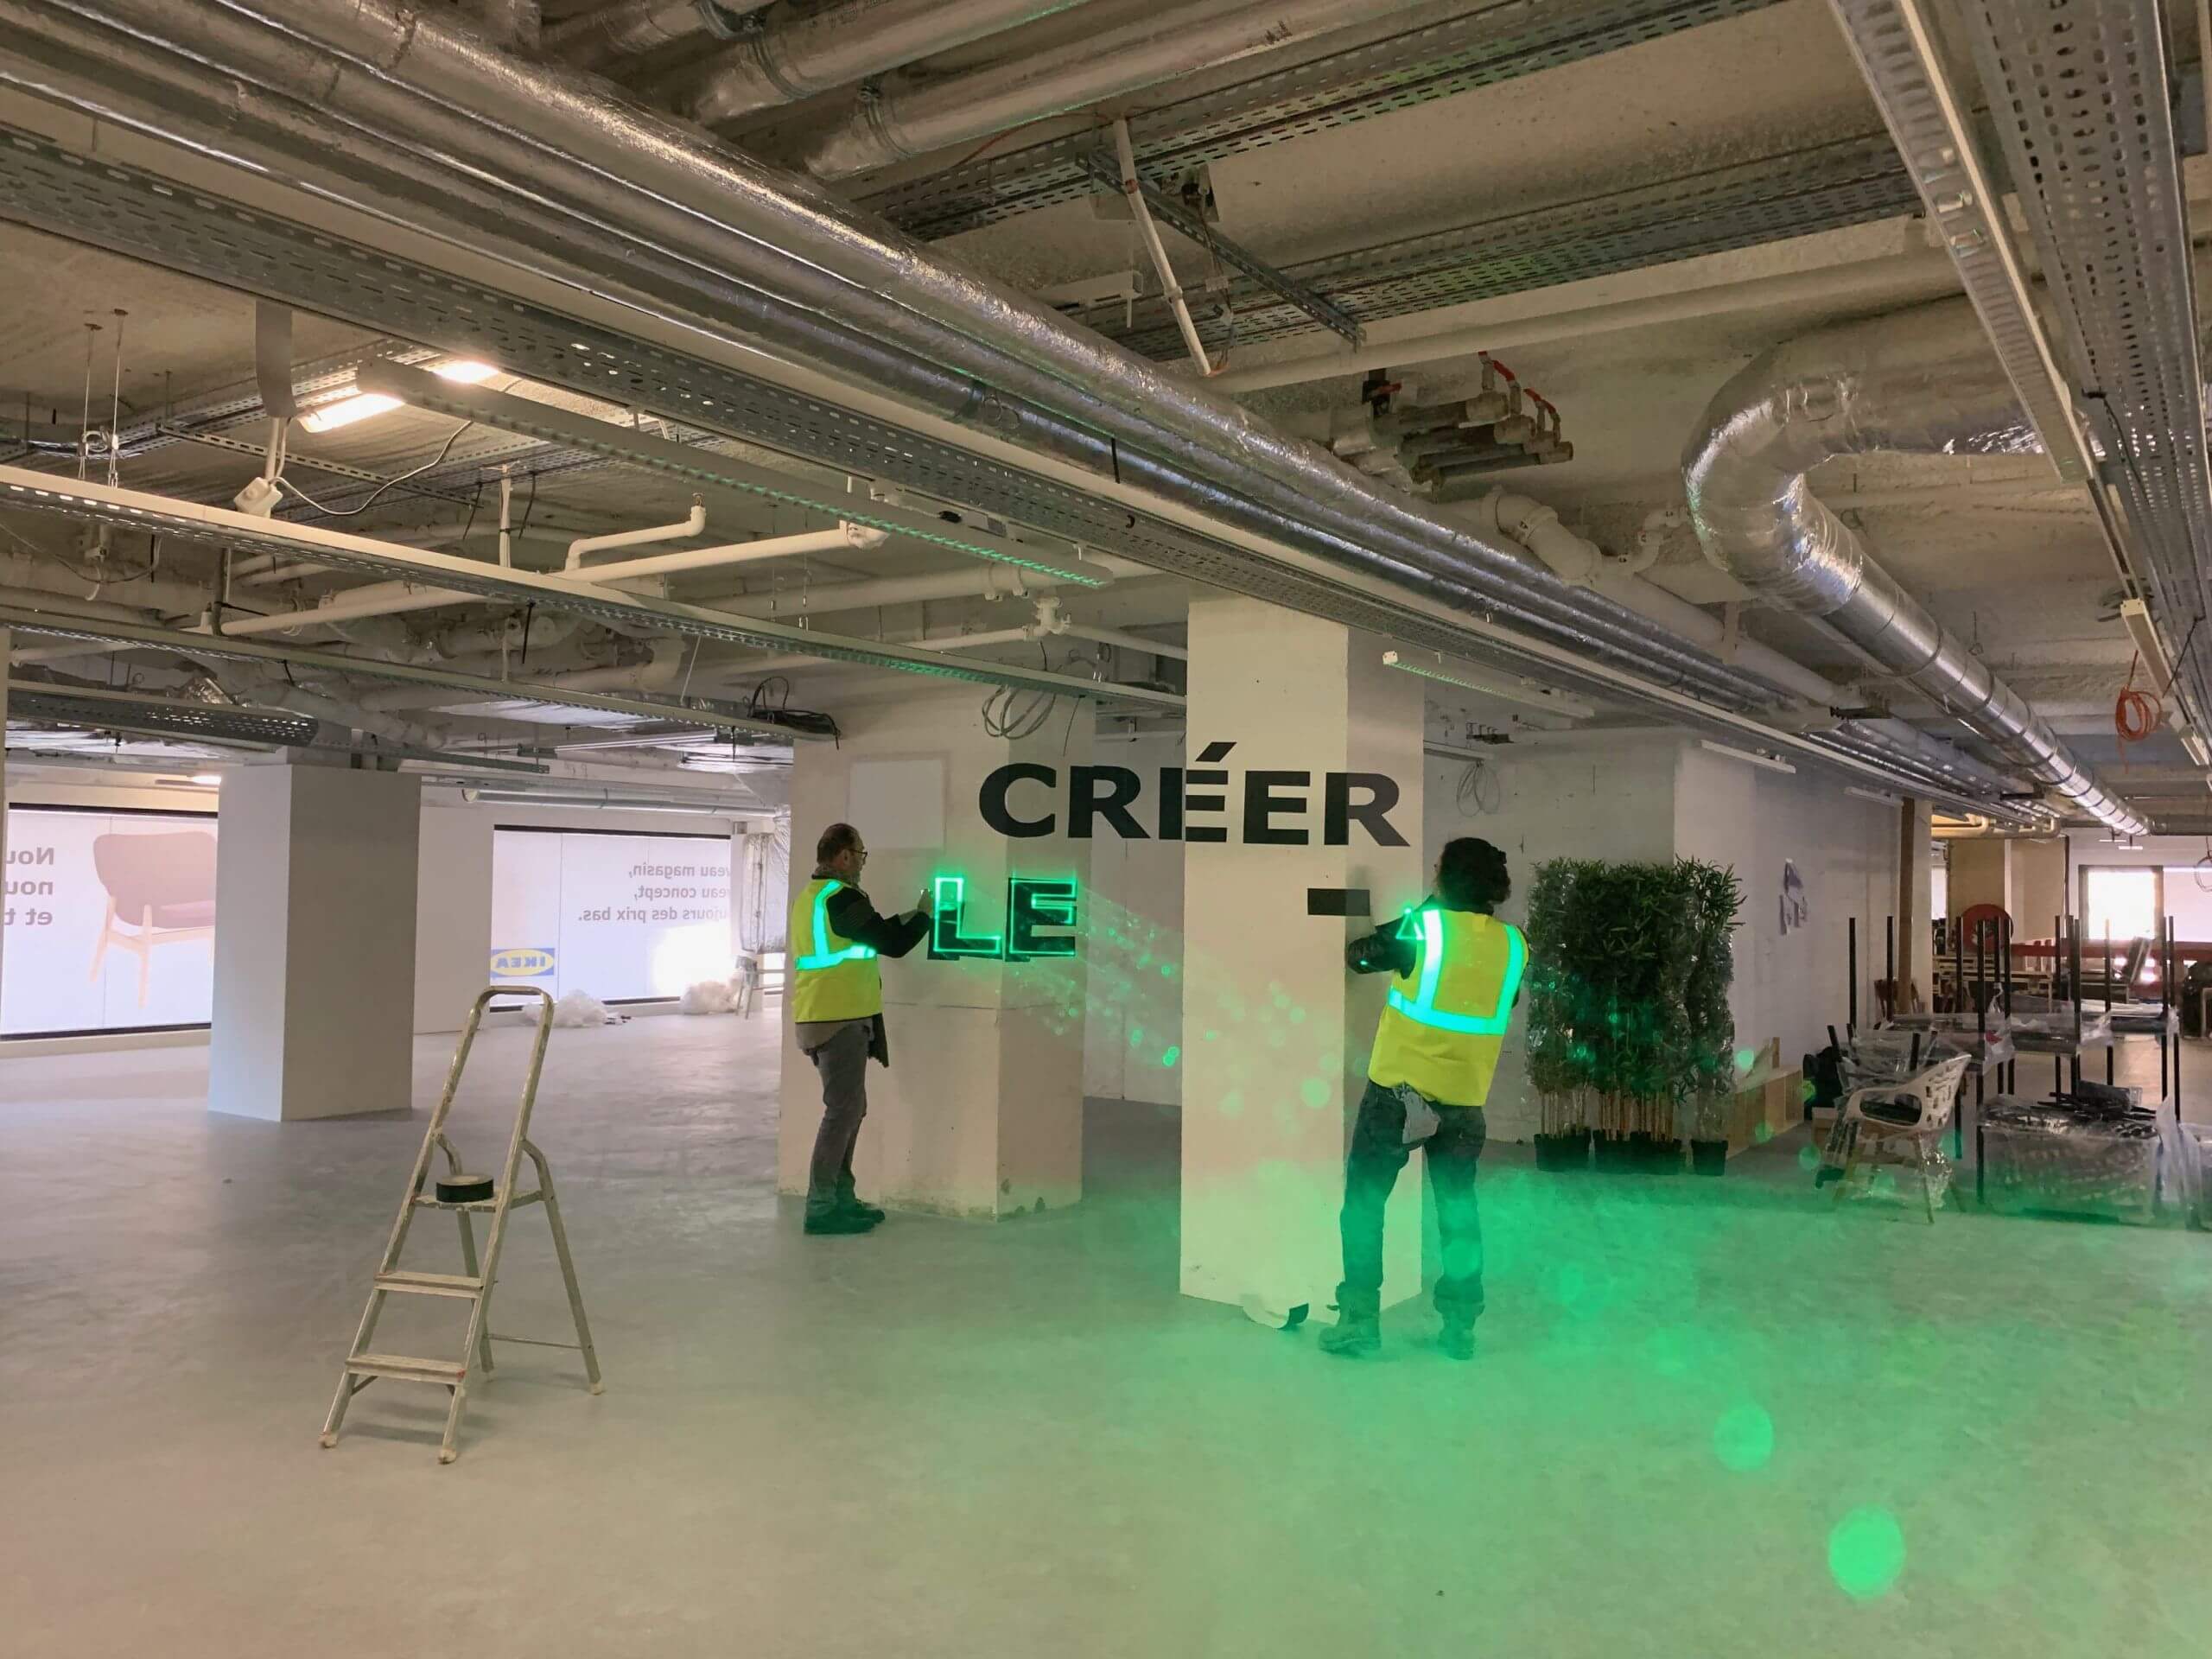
[794,879,877,971]
[1386,909,1525,1033]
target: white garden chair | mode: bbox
[1832,1052,1973,1223]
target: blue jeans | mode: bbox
[1335,1081,1487,1323]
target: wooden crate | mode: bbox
[1723,1037,1801,1154]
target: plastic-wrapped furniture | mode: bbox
[1833,1052,1972,1222]
[1981,1092,2164,1225]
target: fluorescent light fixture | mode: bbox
[2183,727,2212,768]
[431,359,499,384]
[188,772,222,786]
[299,391,403,433]
[1700,738,1796,775]
[1381,649,1595,720]
[1844,785,1899,805]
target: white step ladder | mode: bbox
[320,987,602,1464]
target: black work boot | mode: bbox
[837,1180,886,1224]
[804,1205,878,1236]
[1438,1318,1478,1363]
[1319,1293,1382,1357]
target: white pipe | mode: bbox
[215,580,472,637]
[1112,118,1209,375]
[575,520,887,583]
[806,0,1423,178]
[1463,487,1840,705]
[1058,621,1187,661]
[906,626,1036,652]
[1209,251,1964,392]
[498,468,514,569]
[564,495,706,569]
[719,561,1061,617]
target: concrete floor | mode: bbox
[4,1018,2211,1657]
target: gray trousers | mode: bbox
[804,1022,871,1216]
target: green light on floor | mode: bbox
[1713,1404,1774,1473]
[1798,1145,1821,1171]
[1160,1046,1180,1067]
[1827,1508,1905,1600]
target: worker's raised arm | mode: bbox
[825,885,931,959]
[1344,899,1428,976]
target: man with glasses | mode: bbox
[789,822,931,1235]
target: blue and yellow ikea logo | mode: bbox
[491,946,556,979]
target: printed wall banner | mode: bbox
[489,830,732,1001]
[4,808,218,1035]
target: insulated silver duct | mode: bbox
[1683,307,2147,834]
[805,0,1424,178]
[657,0,1091,129]
[11,0,1769,715]
[545,0,766,71]
[3,0,2031,815]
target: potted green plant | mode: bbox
[1525,856,1742,1176]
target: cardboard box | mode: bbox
[1723,1037,1800,1155]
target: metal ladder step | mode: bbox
[346,1351,467,1384]
[375,1269,485,1299]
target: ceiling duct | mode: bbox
[803,0,1427,179]
[0,0,1781,709]
[1682,308,2148,835]
[0,0,2033,817]
[657,0,1092,129]
[545,0,768,72]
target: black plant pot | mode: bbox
[1536,1130,1588,1173]
[1650,1136,1684,1173]
[1690,1138,1728,1177]
[1628,1131,1657,1169]
[1593,1134,1635,1173]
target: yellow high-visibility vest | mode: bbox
[1367,909,1525,1108]
[788,877,882,1022]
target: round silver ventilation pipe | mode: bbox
[1684,306,2147,835]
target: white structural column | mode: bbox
[0,632,10,1002]
[208,760,423,1120]
[776,684,1094,1218]
[1179,597,1426,1319]
[1897,798,1934,1006]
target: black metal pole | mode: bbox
[2070,914,2084,1094]
[2160,913,2171,1101]
[1848,916,1859,1039]
[2002,914,2016,1092]
[1886,914,1896,1022]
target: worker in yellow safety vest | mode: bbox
[1322,836,1524,1362]
[790,822,932,1236]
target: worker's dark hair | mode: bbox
[1437,836,1510,910]
[816,822,862,866]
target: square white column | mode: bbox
[208,760,422,1121]
[776,683,1093,1218]
[1179,598,1425,1318]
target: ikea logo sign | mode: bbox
[491,946,556,979]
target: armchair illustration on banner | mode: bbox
[87,831,217,1007]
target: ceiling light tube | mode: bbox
[1700,739,1797,775]
[298,391,404,432]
